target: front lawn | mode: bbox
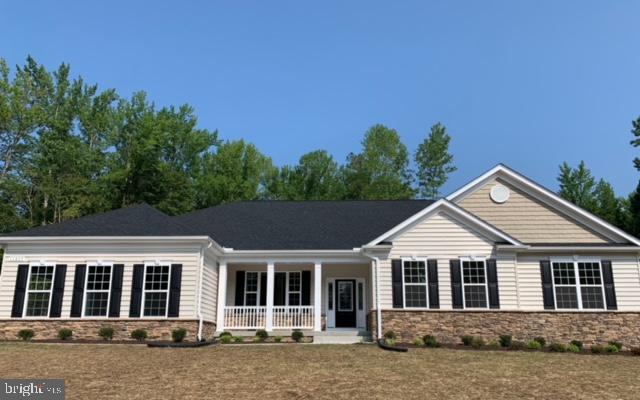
[0,343,638,399]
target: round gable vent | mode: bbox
[490,184,510,203]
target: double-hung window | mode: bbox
[461,258,488,308]
[552,260,605,310]
[402,259,428,308]
[84,263,112,317]
[244,272,260,306]
[287,272,301,306]
[143,264,171,317]
[24,264,55,317]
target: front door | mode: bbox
[335,279,356,327]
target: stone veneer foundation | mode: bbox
[0,319,216,342]
[369,310,640,348]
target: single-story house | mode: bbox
[1,164,639,345]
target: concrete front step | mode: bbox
[314,329,372,344]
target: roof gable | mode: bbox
[447,164,640,246]
[364,199,523,247]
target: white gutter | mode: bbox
[496,244,640,253]
[362,251,382,340]
[196,242,213,341]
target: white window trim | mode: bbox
[82,262,114,318]
[141,261,172,318]
[243,270,304,307]
[550,258,606,311]
[459,256,489,310]
[23,262,56,318]
[286,271,302,306]
[401,257,429,309]
[244,271,261,306]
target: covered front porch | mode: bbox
[215,261,371,332]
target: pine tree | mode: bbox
[415,123,456,199]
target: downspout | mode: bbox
[363,251,382,340]
[197,242,213,341]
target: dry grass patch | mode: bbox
[0,343,638,399]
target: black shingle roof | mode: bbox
[6,204,193,237]
[174,200,434,250]
[5,201,435,250]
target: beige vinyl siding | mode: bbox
[0,243,201,319]
[458,178,610,244]
[516,253,640,311]
[380,212,496,309]
[201,251,218,322]
[496,252,518,310]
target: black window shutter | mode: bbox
[540,260,555,310]
[129,264,144,317]
[301,270,311,305]
[109,264,124,317]
[427,259,440,309]
[274,272,286,306]
[11,264,29,318]
[70,264,86,318]
[235,271,245,306]
[391,259,403,308]
[486,259,500,309]
[168,264,182,317]
[49,264,67,318]
[450,260,463,309]
[259,272,267,306]
[601,260,617,310]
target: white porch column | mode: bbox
[314,262,322,332]
[266,262,275,331]
[215,261,227,332]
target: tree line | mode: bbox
[1,57,639,240]
[0,57,456,233]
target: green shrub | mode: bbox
[386,338,397,346]
[570,340,583,350]
[274,336,283,343]
[568,344,581,353]
[527,340,542,350]
[384,331,396,340]
[412,338,425,346]
[499,335,512,348]
[471,337,485,348]
[549,342,567,352]
[17,329,35,342]
[171,328,187,343]
[98,326,115,341]
[608,341,623,351]
[233,336,244,343]
[130,329,148,342]
[510,341,527,351]
[58,328,73,341]
[219,331,232,338]
[255,329,269,341]
[292,330,304,343]
[591,345,606,354]
[605,344,619,353]
[220,335,232,344]
[533,337,546,347]
[461,335,474,346]
[423,335,439,348]
[488,340,502,349]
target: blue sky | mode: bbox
[2,1,640,196]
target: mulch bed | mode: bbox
[7,339,147,345]
[390,341,639,356]
[147,340,215,348]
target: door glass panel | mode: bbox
[358,282,364,310]
[328,282,333,310]
[338,281,353,311]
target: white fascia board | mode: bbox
[0,236,212,245]
[221,249,367,264]
[447,164,640,247]
[497,244,640,253]
[363,199,523,247]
